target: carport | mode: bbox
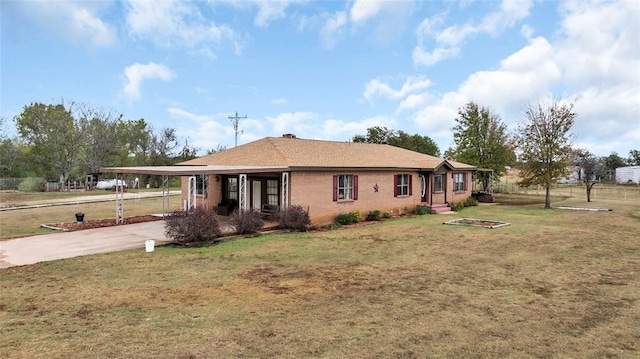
[100,165,289,224]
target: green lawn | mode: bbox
[1,195,639,358]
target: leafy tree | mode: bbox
[575,150,606,202]
[604,152,626,181]
[352,126,440,156]
[446,102,515,192]
[15,102,88,183]
[516,98,577,209]
[627,150,640,166]
[80,107,124,174]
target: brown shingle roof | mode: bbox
[179,137,475,170]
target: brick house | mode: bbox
[177,135,476,224]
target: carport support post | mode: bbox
[162,175,169,217]
[115,173,124,224]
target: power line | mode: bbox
[228,111,247,147]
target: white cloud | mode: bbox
[125,0,239,54]
[320,115,397,140]
[398,93,432,112]
[350,0,387,23]
[363,76,432,102]
[123,62,175,101]
[413,0,534,66]
[272,98,288,105]
[320,11,347,49]
[267,112,319,138]
[8,1,116,47]
[252,0,292,27]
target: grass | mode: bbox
[1,194,639,358]
[0,196,182,240]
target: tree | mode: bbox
[516,98,576,209]
[627,150,640,166]
[604,152,626,181]
[575,150,606,202]
[446,102,515,192]
[15,102,88,183]
[352,126,440,156]
[80,107,124,174]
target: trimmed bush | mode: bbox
[18,177,45,192]
[382,211,393,219]
[414,205,431,215]
[230,209,264,234]
[366,210,381,221]
[464,196,478,207]
[451,202,465,212]
[274,205,311,232]
[335,210,361,225]
[164,208,223,245]
[326,223,342,231]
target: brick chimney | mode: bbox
[282,133,297,139]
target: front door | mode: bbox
[252,181,262,210]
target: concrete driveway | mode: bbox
[0,221,171,269]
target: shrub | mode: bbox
[451,202,465,212]
[464,196,478,207]
[366,210,381,221]
[326,223,342,231]
[274,205,311,232]
[382,211,393,219]
[335,210,361,225]
[18,177,45,192]
[164,208,223,245]
[414,205,431,215]
[230,209,264,234]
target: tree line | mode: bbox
[351,99,639,208]
[0,101,199,185]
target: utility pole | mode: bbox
[228,111,247,147]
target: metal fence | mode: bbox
[492,180,640,200]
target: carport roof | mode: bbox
[100,165,290,175]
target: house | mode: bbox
[615,166,640,184]
[177,135,476,224]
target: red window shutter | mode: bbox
[408,174,413,196]
[432,175,436,193]
[353,175,358,200]
[394,175,398,197]
[333,175,338,201]
[464,173,469,191]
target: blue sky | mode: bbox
[2,0,639,157]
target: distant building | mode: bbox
[615,166,640,184]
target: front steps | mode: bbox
[427,203,452,214]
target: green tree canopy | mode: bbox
[627,150,640,166]
[352,126,440,157]
[15,102,88,183]
[446,102,515,191]
[516,98,576,209]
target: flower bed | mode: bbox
[41,215,164,232]
[443,218,510,229]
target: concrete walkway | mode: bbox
[0,221,171,269]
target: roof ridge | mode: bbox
[267,137,291,166]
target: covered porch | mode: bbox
[100,165,290,224]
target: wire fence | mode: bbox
[492,180,640,200]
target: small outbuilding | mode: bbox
[615,166,640,184]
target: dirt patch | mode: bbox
[43,215,163,232]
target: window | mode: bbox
[433,174,443,193]
[267,179,278,205]
[394,174,412,197]
[333,175,358,201]
[196,174,207,195]
[453,173,467,192]
[227,177,238,200]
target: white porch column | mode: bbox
[239,174,248,210]
[187,176,197,211]
[281,172,289,208]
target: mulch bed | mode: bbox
[43,215,164,232]
[443,218,511,229]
